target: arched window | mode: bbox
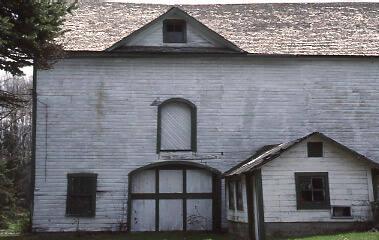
[157,98,196,152]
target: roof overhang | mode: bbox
[105,7,245,53]
[224,132,379,178]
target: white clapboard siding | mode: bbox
[261,134,373,223]
[161,102,192,150]
[33,56,379,231]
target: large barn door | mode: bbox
[159,170,183,231]
[128,162,220,232]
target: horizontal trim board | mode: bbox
[64,51,379,59]
[159,150,193,152]
[131,193,213,199]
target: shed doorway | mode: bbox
[128,161,221,232]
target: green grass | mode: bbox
[1,231,379,240]
[0,232,230,240]
[288,231,379,240]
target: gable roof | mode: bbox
[224,132,379,177]
[106,7,243,52]
[60,2,379,56]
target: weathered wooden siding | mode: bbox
[160,102,192,150]
[33,56,379,231]
[261,135,373,223]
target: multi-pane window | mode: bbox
[163,19,187,43]
[158,99,196,152]
[307,142,323,157]
[228,179,244,211]
[66,173,97,217]
[295,172,330,209]
[236,179,244,211]
[228,181,235,210]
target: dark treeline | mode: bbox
[0,75,32,230]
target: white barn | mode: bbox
[31,2,379,239]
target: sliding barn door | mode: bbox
[129,164,220,232]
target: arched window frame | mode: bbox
[127,161,221,232]
[157,98,197,153]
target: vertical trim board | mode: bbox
[246,174,256,240]
[255,169,265,240]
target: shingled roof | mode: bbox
[224,132,379,177]
[61,2,379,56]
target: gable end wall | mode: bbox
[33,56,379,231]
[261,135,374,223]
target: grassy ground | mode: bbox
[0,232,230,240]
[288,231,379,240]
[1,231,379,240]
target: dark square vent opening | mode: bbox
[332,206,352,218]
[163,19,186,43]
[307,142,323,157]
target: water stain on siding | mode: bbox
[96,81,105,118]
[95,81,106,140]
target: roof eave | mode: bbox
[62,50,379,58]
[223,132,379,177]
[104,6,245,53]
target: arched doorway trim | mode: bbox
[127,161,221,232]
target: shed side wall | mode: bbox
[261,135,373,223]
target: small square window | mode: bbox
[163,19,186,43]
[66,173,97,217]
[332,206,352,218]
[307,142,323,157]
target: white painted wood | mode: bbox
[159,200,183,231]
[159,170,183,193]
[261,135,373,223]
[367,170,374,202]
[131,200,155,232]
[253,176,260,240]
[131,170,155,193]
[126,18,218,48]
[187,199,213,230]
[33,56,379,231]
[161,102,192,150]
[186,169,212,193]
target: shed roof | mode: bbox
[224,132,379,177]
[61,2,379,56]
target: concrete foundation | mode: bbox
[228,221,249,240]
[265,222,373,239]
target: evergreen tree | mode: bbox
[0,0,76,76]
